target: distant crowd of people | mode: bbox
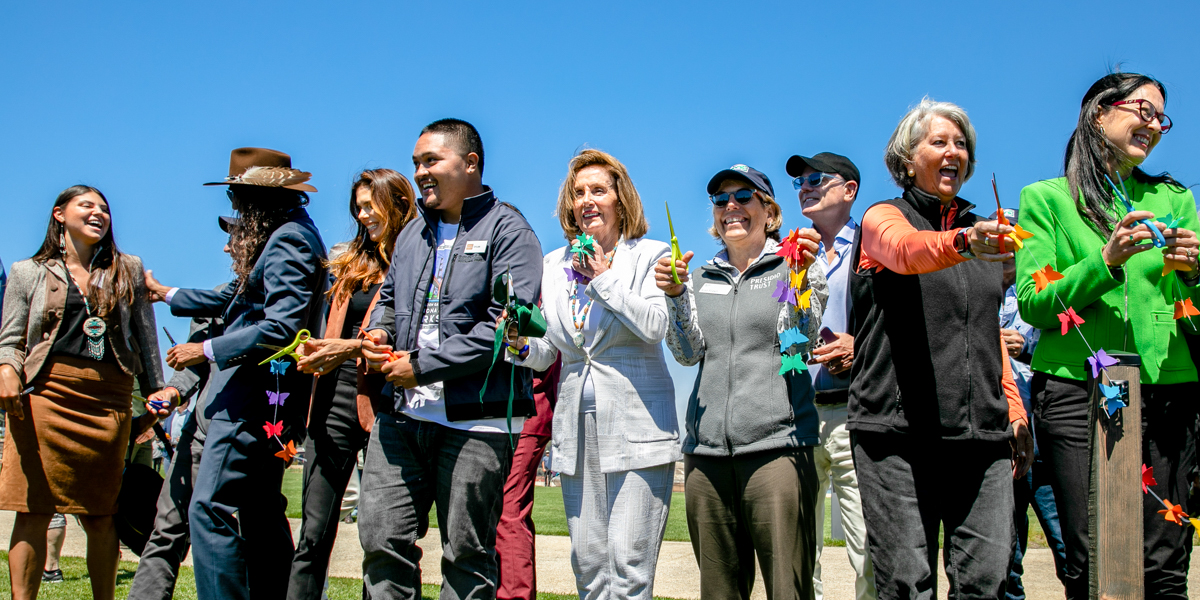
[1,71,1196,600]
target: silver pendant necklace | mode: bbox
[68,266,106,361]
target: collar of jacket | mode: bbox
[417,186,496,232]
[902,186,975,231]
[703,239,783,276]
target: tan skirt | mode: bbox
[0,355,133,515]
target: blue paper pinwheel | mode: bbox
[779,353,809,375]
[779,328,809,351]
[270,359,290,376]
[1098,382,1126,417]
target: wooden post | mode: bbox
[1087,351,1143,600]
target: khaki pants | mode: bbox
[812,404,876,600]
[684,446,819,600]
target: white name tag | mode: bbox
[464,240,488,254]
[699,283,732,295]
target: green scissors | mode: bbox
[257,329,311,365]
[665,202,683,285]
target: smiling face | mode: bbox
[355,185,386,242]
[909,116,970,204]
[571,165,621,244]
[713,179,770,248]
[797,166,855,223]
[412,132,479,218]
[53,191,110,247]
[1098,83,1165,168]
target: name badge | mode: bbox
[699,283,732,295]
[464,240,488,254]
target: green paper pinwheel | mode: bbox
[482,268,548,441]
[571,233,597,261]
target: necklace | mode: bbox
[566,244,618,347]
[66,264,106,361]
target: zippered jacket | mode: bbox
[370,188,544,421]
[665,242,826,457]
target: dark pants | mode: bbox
[128,412,205,600]
[496,432,550,600]
[852,432,1013,600]
[1033,373,1197,600]
[1006,459,1067,600]
[287,371,370,600]
[189,417,295,600]
[683,446,819,600]
[359,412,514,600]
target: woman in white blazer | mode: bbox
[506,149,680,600]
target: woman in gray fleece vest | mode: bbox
[654,164,827,600]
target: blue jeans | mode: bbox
[359,412,514,600]
[1006,460,1068,600]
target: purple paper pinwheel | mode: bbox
[266,390,290,407]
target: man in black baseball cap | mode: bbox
[785,151,878,600]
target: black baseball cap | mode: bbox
[785,152,861,185]
[707,164,774,197]
[218,216,241,234]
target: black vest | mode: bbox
[847,188,1010,441]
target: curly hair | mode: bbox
[226,185,309,292]
[327,169,418,305]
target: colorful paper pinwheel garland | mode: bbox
[1142,464,1200,530]
[774,229,813,375]
[256,329,312,462]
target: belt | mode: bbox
[813,389,848,406]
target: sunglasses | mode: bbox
[1110,99,1172,133]
[791,172,843,190]
[710,189,756,207]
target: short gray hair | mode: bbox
[884,97,977,189]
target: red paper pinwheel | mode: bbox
[275,440,298,462]
[1032,265,1064,293]
[1057,307,1085,336]
[262,420,284,438]
[1174,298,1200,320]
[775,229,804,267]
[1142,464,1157,494]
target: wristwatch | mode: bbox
[954,227,975,259]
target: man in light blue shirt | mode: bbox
[788,152,875,600]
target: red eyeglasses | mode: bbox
[1110,99,1172,133]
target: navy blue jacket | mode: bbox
[370,188,543,421]
[170,209,327,437]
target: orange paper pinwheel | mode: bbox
[1007,224,1034,250]
[1032,265,1064,293]
[1159,499,1188,525]
[1175,298,1200,320]
[275,440,298,462]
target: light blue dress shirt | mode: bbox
[811,218,856,392]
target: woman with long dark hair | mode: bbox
[286,168,416,600]
[1016,72,1198,599]
[0,185,164,600]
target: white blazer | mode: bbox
[518,237,682,476]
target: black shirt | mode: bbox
[51,282,118,364]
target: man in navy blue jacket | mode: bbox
[146,148,327,600]
[361,119,543,599]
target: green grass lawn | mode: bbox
[0,552,646,600]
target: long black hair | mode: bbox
[31,185,136,317]
[226,185,308,291]
[1064,72,1184,236]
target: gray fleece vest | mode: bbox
[684,254,819,457]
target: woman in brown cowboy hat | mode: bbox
[0,185,165,600]
[286,168,416,600]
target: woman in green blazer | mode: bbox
[1016,72,1199,599]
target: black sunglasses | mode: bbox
[710,189,756,207]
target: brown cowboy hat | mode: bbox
[203,147,317,192]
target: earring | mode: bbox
[907,169,915,177]
[58,226,67,257]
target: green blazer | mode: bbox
[1016,175,1200,384]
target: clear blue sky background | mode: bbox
[2,1,1198,413]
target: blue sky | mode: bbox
[2,1,1198,411]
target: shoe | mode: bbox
[42,569,64,583]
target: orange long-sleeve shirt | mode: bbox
[858,203,1027,426]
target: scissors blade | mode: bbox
[992,174,1007,254]
[665,202,682,284]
